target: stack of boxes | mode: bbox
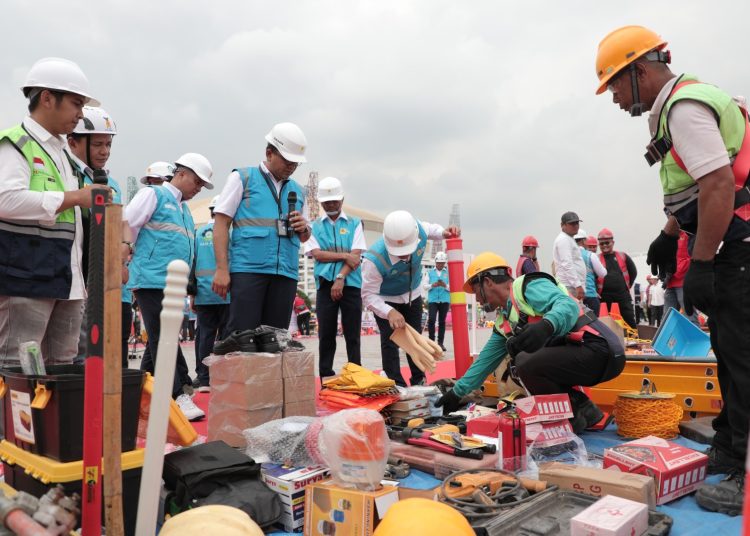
[282,350,317,417]
[207,352,283,447]
[384,397,430,422]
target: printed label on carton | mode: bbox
[10,389,35,444]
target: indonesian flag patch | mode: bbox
[32,157,45,171]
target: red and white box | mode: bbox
[571,494,648,536]
[603,435,708,505]
[512,394,573,424]
[526,420,574,448]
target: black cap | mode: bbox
[561,211,581,224]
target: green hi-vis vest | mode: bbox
[492,273,570,339]
[0,125,77,299]
[653,74,750,242]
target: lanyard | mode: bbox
[258,165,289,215]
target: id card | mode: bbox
[277,219,289,237]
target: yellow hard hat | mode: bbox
[463,252,511,293]
[373,498,474,536]
[595,25,668,94]
[160,505,264,536]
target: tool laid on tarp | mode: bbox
[387,425,485,460]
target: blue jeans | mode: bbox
[663,287,699,326]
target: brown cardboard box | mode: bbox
[207,405,283,447]
[209,352,282,383]
[283,400,317,417]
[283,375,317,403]
[210,379,283,409]
[539,462,656,507]
[397,485,440,501]
[282,351,315,378]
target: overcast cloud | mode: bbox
[1,0,749,271]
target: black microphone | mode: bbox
[287,191,298,236]
[92,168,108,185]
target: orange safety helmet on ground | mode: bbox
[598,228,614,241]
[586,235,598,247]
[595,25,668,95]
[463,252,511,293]
[373,498,474,536]
[521,235,539,248]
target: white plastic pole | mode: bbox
[135,260,189,535]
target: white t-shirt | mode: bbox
[552,231,585,289]
[649,284,665,307]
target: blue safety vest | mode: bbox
[427,267,450,303]
[580,248,598,298]
[229,166,304,280]
[194,221,230,305]
[128,186,195,290]
[363,223,428,297]
[311,215,363,289]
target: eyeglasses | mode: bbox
[606,67,629,93]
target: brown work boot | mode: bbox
[695,469,745,516]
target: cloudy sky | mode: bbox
[2,1,748,273]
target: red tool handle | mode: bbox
[407,437,484,460]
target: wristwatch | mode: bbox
[335,274,345,280]
[122,241,135,255]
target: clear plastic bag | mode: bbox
[522,427,598,479]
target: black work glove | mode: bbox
[506,319,554,358]
[683,259,715,316]
[646,231,679,280]
[435,389,463,415]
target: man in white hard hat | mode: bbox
[140,161,173,186]
[0,57,109,365]
[188,195,229,392]
[125,153,213,420]
[422,251,450,351]
[305,177,366,378]
[212,122,311,336]
[67,106,134,366]
[362,210,460,386]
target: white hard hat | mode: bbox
[574,229,588,240]
[208,195,220,209]
[383,210,420,256]
[318,176,344,202]
[265,122,307,163]
[175,153,214,189]
[140,161,174,184]
[73,106,116,135]
[22,57,100,106]
[435,251,448,263]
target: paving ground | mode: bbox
[129,327,495,377]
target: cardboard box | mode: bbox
[262,464,331,533]
[397,485,440,501]
[603,435,708,504]
[210,379,283,409]
[513,394,573,424]
[539,462,656,507]
[209,352,281,383]
[387,398,429,412]
[284,376,317,403]
[526,420,575,448]
[388,407,431,420]
[304,480,399,536]
[282,351,315,378]
[571,495,649,536]
[284,400,318,417]
[207,405,282,447]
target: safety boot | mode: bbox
[213,329,259,355]
[696,469,744,516]
[569,399,604,435]
[705,445,739,475]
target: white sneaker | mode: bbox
[175,394,205,421]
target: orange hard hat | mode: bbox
[521,235,539,248]
[586,235,598,247]
[595,25,668,94]
[464,252,511,293]
[598,228,614,241]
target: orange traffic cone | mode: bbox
[599,303,609,317]
[610,302,621,318]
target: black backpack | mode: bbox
[162,440,282,528]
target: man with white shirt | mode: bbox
[0,58,105,365]
[212,122,311,333]
[306,177,366,378]
[362,210,460,387]
[596,24,750,512]
[552,211,586,300]
[125,153,213,421]
[646,275,665,326]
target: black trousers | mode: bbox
[635,301,642,324]
[195,304,229,386]
[515,335,615,409]
[121,302,132,368]
[583,297,601,318]
[649,305,664,326]
[317,280,362,378]
[374,297,424,387]
[708,241,750,469]
[602,294,637,328]
[297,312,311,336]
[427,302,450,345]
[135,289,188,399]
[227,273,298,332]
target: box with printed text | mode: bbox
[261,464,331,532]
[512,394,573,424]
